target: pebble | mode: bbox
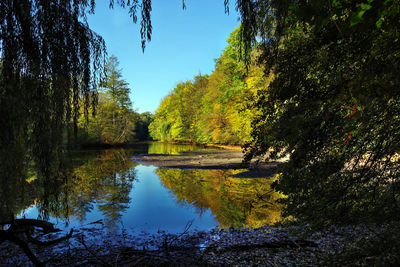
[0,224,386,266]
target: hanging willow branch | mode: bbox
[0,219,73,266]
[0,0,107,186]
[0,0,258,217]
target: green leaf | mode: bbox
[350,10,366,26]
[376,9,387,28]
[350,2,373,26]
[376,17,384,28]
[359,3,372,10]
[332,0,342,8]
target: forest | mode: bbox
[149,0,400,226]
[73,55,152,146]
[149,0,400,264]
[1,0,400,265]
[149,27,266,145]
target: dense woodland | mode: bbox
[149,28,268,145]
[150,0,400,226]
[1,0,400,265]
[151,1,400,263]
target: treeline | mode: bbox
[72,55,152,146]
[150,0,400,252]
[149,28,270,145]
[2,1,399,264]
[240,1,400,263]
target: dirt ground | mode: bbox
[132,149,279,178]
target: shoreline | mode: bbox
[1,222,385,266]
[3,145,385,266]
[132,149,279,178]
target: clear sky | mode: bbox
[87,0,240,113]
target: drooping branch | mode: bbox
[0,219,74,266]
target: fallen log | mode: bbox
[0,218,73,266]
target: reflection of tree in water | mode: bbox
[156,168,283,228]
[148,142,207,155]
[1,149,137,231]
[65,149,137,230]
[0,160,67,224]
[0,171,36,225]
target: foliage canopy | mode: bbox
[243,0,400,226]
[149,27,268,145]
[0,0,156,219]
[77,55,137,144]
[2,0,400,242]
[0,0,254,187]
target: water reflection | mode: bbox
[2,144,283,233]
[121,165,218,233]
[6,149,137,231]
[65,149,136,230]
[156,169,283,228]
[0,170,36,224]
[148,142,211,155]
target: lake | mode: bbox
[11,143,282,234]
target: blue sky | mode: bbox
[87,0,240,113]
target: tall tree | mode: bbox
[79,55,136,144]
[0,1,105,219]
[100,55,132,109]
[0,0,153,219]
[0,0,268,221]
[149,27,266,145]
[243,0,400,225]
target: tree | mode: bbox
[134,111,153,141]
[100,55,132,109]
[78,55,136,144]
[0,1,105,220]
[243,0,400,226]
[0,0,158,221]
[149,27,269,145]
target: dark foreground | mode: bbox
[1,222,386,266]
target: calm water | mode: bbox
[10,143,282,233]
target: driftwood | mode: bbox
[0,219,73,266]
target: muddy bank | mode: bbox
[132,149,279,178]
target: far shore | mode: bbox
[132,148,280,178]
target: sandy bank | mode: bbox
[132,149,279,178]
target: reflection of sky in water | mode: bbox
[15,144,281,234]
[123,165,218,233]
[18,164,218,234]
